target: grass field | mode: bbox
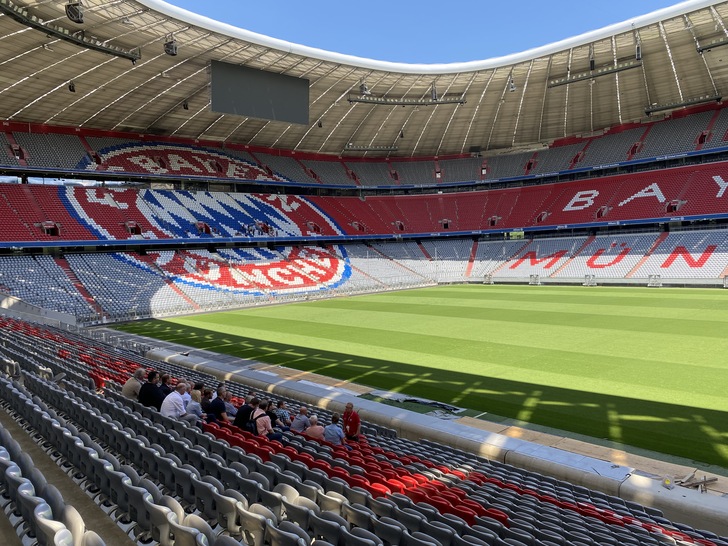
[114,285,728,468]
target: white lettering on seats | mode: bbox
[618,183,665,207]
[713,175,728,198]
[266,194,300,212]
[661,246,717,268]
[127,155,167,174]
[167,154,202,173]
[563,190,599,211]
[509,250,568,270]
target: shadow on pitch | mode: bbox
[117,320,728,469]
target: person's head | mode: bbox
[309,415,318,426]
[259,400,269,411]
[299,406,308,415]
[161,373,170,385]
[202,388,213,399]
[147,370,159,383]
[194,382,204,391]
[191,390,201,403]
[345,403,354,413]
[175,382,187,394]
[217,385,226,397]
[250,397,260,408]
[133,368,146,380]
[330,413,340,424]
[224,391,233,402]
[277,400,286,409]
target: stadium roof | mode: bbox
[0,0,727,158]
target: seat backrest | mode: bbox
[212,536,247,546]
[404,531,441,546]
[371,517,404,546]
[52,528,75,546]
[41,483,66,521]
[265,519,308,546]
[419,520,456,546]
[452,534,490,546]
[33,502,67,546]
[183,513,215,544]
[61,505,86,545]
[342,502,375,530]
[79,530,106,546]
[249,503,277,523]
[351,527,384,546]
[166,512,201,546]
[273,482,299,502]
[278,520,312,543]
[340,527,379,546]
[236,505,268,546]
[367,496,396,519]
[309,510,346,544]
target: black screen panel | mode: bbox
[210,60,309,125]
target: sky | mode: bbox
[166,0,684,64]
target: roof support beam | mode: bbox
[0,0,140,62]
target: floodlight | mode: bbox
[65,1,83,24]
[164,34,177,56]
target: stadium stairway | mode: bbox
[463,240,479,278]
[0,395,134,545]
[53,257,107,319]
[625,232,670,278]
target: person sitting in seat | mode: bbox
[121,367,145,400]
[180,379,192,408]
[275,400,292,428]
[184,389,206,424]
[233,396,258,430]
[323,413,346,446]
[207,385,231,423]
[265,400,288,431]
[304,415,325,440]
[138,370,165,411]
[200,388,213,413]
[159,373,173,398]
[223,391,238,417]
[160,382,188,419]
[290,406,310,433]
[251,400,282,441]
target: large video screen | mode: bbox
[210,60,309,125]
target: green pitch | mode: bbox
[114,285,728,468]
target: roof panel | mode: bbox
[0,0,726,158]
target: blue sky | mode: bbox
[167,0,679,64]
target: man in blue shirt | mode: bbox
[323,413,346,446]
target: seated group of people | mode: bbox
[121,367,233,425]
[121,369,362,446]
[286,402,361,447]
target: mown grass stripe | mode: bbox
[115,285,728,467]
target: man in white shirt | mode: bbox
[160,382,188,419]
